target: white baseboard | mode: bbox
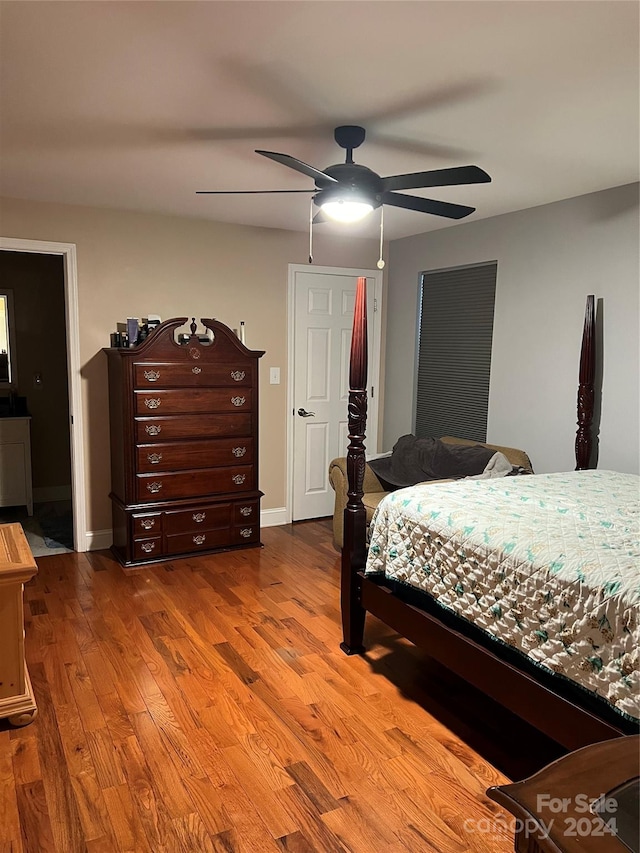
[261,507,288,527]
[33,485,72,503]
[84,529,112,552]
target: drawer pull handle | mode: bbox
[141,541,156,553]
[140,518,156,530]
[231,370,245,381]
[147,452,163,464]
[147,481,163,493]
[240,506,252,517]
[192,512,206,523]
[193,534,206,545]
[231,396,246,407]
[192,366,202,374]
[232,446,247,457]
[144,369,160,382]
[232,474,246,485]
[240,528,252,538]
[144,398,161,410]
[145,424,161,436]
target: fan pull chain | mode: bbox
[308,198,314,264]
[377,205,385,270]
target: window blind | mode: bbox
[415,262,497,443]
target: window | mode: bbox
[415,262,497,442]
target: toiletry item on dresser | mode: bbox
[127,318,140,346]
[109,315,162,348]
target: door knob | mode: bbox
[297,408,316,417]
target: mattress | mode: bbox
[365,470,640,722]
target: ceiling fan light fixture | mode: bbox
[201,126,491,227]
[320,199,374,223]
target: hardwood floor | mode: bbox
[1,519,564,852]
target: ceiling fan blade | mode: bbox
[256,150,338,185]
[196,189,314,194]
[383,192,475,219]
[382,166,491,193]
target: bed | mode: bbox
[340,284,639,750]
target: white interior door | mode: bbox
[290,266,381,521]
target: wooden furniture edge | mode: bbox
[0,522,38,726]
[0,666,38,727]
[0,522,37,582]
[487,736,640,853]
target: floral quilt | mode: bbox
[365,470,640,721]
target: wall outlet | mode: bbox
[269,367,280,385]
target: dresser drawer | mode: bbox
[134,389,252,416]
[135,413,252,442]
[132,512,163,536]
[136,438,254,473]
[233,500,259,524]
[165,528,231,556]
[133,536,162,561]
[134,363,253,388]
[136,466,255,502]
[232,524,260,545]
[164,503,231,535]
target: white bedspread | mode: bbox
[365,470,640,721]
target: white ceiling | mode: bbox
[1,1,638,241]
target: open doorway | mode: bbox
[0,251,73,556]
[0,237,88,556]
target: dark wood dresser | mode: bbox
[105,317,264,568]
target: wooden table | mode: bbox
[488,736,639,852]
[0,523,38,726]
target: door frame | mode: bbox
[0,236,86,552]
[286,264,383,523]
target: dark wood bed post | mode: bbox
[340,276,368,655]
[575,294,595,470]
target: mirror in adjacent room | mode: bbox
[0,289,17,387]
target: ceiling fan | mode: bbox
[197,124,491,224]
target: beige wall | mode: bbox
[0,196,378,534]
